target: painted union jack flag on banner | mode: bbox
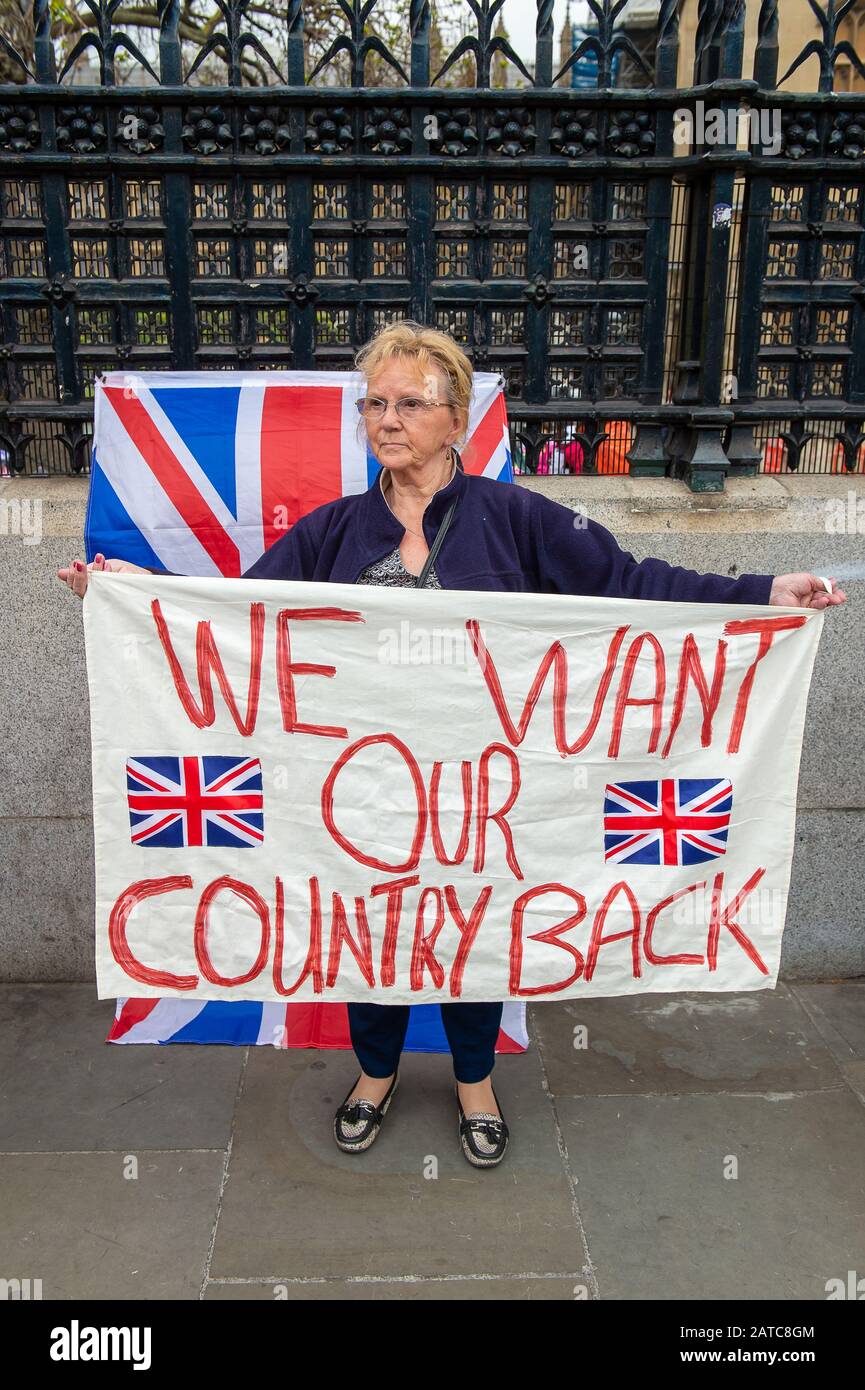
[127,755,264,848]
[603,778,733,866]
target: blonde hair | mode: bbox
[354,320,472,441]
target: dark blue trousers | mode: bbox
[347,1002,504,1084]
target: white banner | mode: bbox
[84,573,823,1004]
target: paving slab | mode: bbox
[209,1046,588,1282]
[0,984,245,1151]
[0,1151,225,1300]
[554,1090,865,1301]
[530,986,844,1097]
[837,1060,865,1107]
[789,981,865,1061]
[2,982,863,1301]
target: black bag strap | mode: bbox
[414,495,458,589]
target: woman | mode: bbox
[59,321,846,1169]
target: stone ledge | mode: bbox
[519,474,865,535]
[518,474,792,512]
[519,473,865,508]
[2,473,864,541]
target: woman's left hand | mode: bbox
[769,573,847,609]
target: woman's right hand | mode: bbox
[57,552,149,599]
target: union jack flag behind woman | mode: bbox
[90,369,526,1055]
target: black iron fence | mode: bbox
[0,1,864,488]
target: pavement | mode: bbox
[1,980,864,1301]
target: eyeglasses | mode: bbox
[355,396,454,421]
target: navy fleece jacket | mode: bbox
[148,463,775,605]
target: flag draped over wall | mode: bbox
[85,369,525,1051]
[85,369,513,575]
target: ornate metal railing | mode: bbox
[0,1,863,487]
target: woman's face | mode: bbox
[363,358,463,473]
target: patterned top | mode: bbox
[356,546,442,588]
[359,458,455,588]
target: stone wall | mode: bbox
[2,473,862,982]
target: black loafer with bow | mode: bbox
[456,1082,510,1167]
[333,1072,399,1153]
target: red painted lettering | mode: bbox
[444,884,494,997]
[706,868,769,973]
[509,883,587,995]
[370,875,421,987]
[273,874,324,995]
[429,760,473,865]
[321,733,427,872]
[608,632,666,758]
[554,625,631,755]
[194,875,270,987]
[410,886,446,991]
[724,616,808,753]
[326,890,375,988]
[151,597,264,734]
[276,606,363,738]
[662,634,728,758]
[643,882,707,966]
[468,620,631,760]
[108,875,198,990]
[473,742,523,880]
[585,881,642,980]
[467,619,562,744]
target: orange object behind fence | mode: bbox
[762,437,786,472]
[762,435,864,474]
[832,439,865,473]
[535,420,633,475]
[594,420,632,473]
